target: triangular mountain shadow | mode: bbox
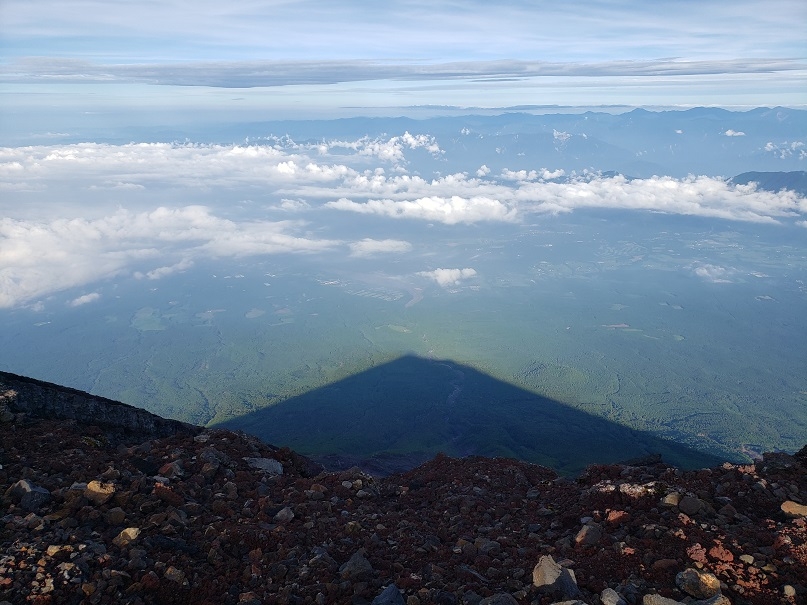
[220,354,728,476]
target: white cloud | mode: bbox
[327,195,518,225]
[764,141,806,160]
[692,263,733,283]
[349,238,412,257]
[553,129,572,143]
[68,292,100,307]
[2,139,807,308]
[541,169,565,180]
[357,132,442,165]
[0,207,339,309]
[513,175,807,223]
[417,268,477,287]
[276,199,311,212]
[4,143,805,228]
[501,169,539,181]
[724,129,745,136]
[135,258,194,280]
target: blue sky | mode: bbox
[1,0,806,111]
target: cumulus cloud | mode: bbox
[513,175,807,224]
[3,139,807,307]
[692,263,733,283]
[349,238,412,257]
[4,143,805,227]
[0,207,339,308]
[764,141,806,160]
[724,130,745,137]
[134,258,194,280]
[553,129,572,143]
[327,196,518,225]
[68,292,100,307]
[317,133,441,167]
[417,268,477,287]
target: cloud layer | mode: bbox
[5,58,805,89]
[2,136,806,308]
[0,206,338,308]
[3,1,805,65]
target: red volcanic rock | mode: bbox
[1,407,806,605]
[708,542,735,562]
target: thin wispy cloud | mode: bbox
[3,1,804,64]
[349,238,413,257]
[3,58,805,89]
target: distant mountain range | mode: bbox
[729,171,807,195]
[44,106,806,179]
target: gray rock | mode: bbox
[372,584,405,605]
[478,594,519,605]
[462,590,483,605]
[273,507,295,523]
[678,494,702,516]
[339,549,374,581]
[574,523,602,546]
[676,568,721,599]
[643,596,683,605]
[532,555,581,600]
[6,479,51,512]
[244,457,283,476]
[602,587,628,605]
[692,595,732,605]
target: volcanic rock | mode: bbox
[372,584,406,605]
[339,549,375,581]
[676,568,721,599]
[5,478,51,512]
[532,555,581,599]
[781,500,807,518]
[1,372,806,605]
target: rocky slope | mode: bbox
[1,375,806,605]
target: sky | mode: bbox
[1,1,806,309]
[1,0,806,111]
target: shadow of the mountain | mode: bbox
[219,354,728,476]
